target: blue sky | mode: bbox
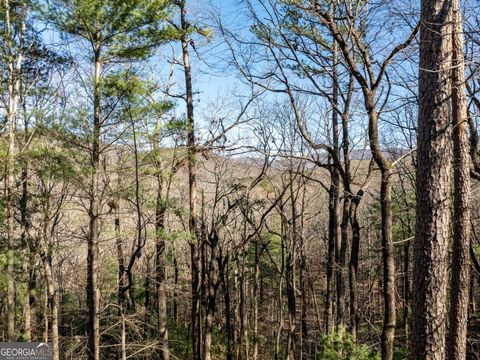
[37,0,421,151]
[173,0,256,135]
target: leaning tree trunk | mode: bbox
[364,92,396,360]
[360,87,396,360]
[446,1,471,359]
[411,0,453,358]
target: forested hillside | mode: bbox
[1,0,480,359]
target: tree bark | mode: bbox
[411,0,453,357]
[446,1,471,358]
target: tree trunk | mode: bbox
[276,208,286,360]
[379,171,395,360]
[23,273,31,341]
[402,242,410,338]
[325,42,340,333]
[155,178,169,360]
[243,242,251,360]
[25,257,38,341]
[5,55,16,341]
[120,308,126,360]
[299,194,308,358]
[4,0,25,341]
[40,201,59,360]
[286,178,297,359]
[411,0,453,357]
[204,230,219,360]
[145,257,152,311]
[325,175,339,333]
[446,1,471,358]
[87,45,102,360]
[180,2,201,358]
[349,190,363,341]
[337,195,350,328]
[42,256,59,360]
[43,289,49,343]
[221,258,234,360]
[114,200,127,308]
[173,254,178,323]
[20,100,32,341]
[361,84,396,360]
[253,242,260,360]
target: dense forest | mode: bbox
[1,0,479,359]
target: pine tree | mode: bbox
[44,1,175,358]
